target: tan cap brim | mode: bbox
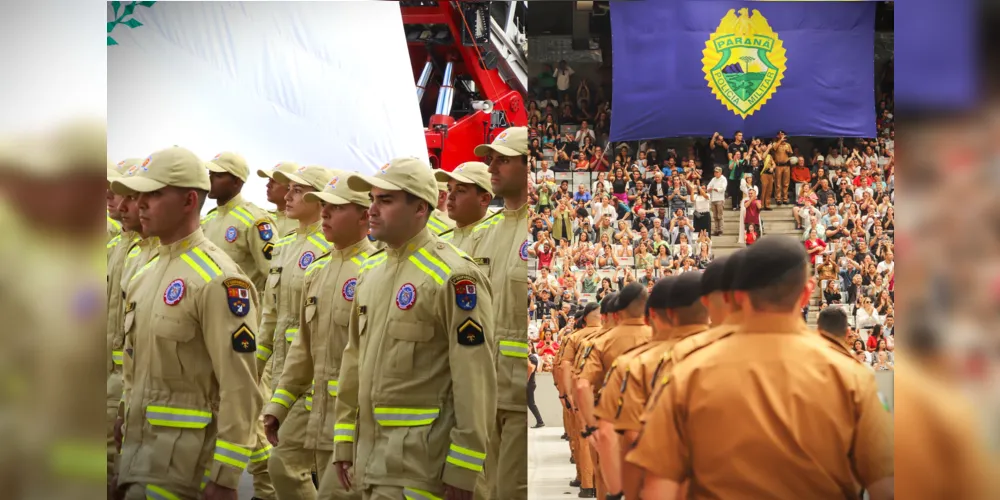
[205,162,228,173]
[110,176,168,195]
[347,173,402,193]
[434,169,477,186]
[474,143,522,157]
[273,171,307,186]
[304,191,357,206]
[256,169,276,179]
[107,168,122,180]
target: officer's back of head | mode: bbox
[600,292,619,326]
[817,307,849,343]
[732,236,811,314]
[648,272,708,334]
[616,283,648,320]
[579,301,601,329]
[700,253,742,324]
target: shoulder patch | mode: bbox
[232,323,256,353]
[450,274,478,311]
[519,240,530,261]
[457,318,485,346]
[396,283,417,310]
[163,279,185,305]
[342,278,357,301]
[255,220,274,241]
[224,226,239,243]
[223,278,252,317]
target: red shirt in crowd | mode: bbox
[745,230,758,245]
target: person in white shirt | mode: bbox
[876,251,894,275]
[536,160,555,185]
[706,166,728,235]
[592,171,612,196]
[554,60,575,100]
[575,121,596,150]
[691,184,712,235]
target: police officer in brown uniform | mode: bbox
[576,284,651,500]
[433,161,493,254]
[554,303,600,488]
[263,169,372,500]
[332,158,496,500]
[256,162,302,237]
[202,151,276,294]
[627,236,895,500]
[608,271,712,500]
[111,146,263,500]
[472,127,531,499]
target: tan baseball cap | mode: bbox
[206,151,249,181]
[108,157,144,181]
[347,157,437,207]
[110,146,211,195]
[273,164,334,192]
[433,161,493,196]
[473,126,529,157]
[303,168,371,208]
[256,161,301,180]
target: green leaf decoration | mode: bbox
[123,3,135,16]
[107,21,116,33]
[112,1,121,16]
[124,18,143,28]
[108,0,155,46]
[138,1,156,6]
[108,36,119,46]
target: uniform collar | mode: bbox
[503,202,530,221]
[334,237,374,259]
[457,211,492,231]
[618,317,646,327]
[667,323,709,341]
[385,227,436,260]
[722,310,744,327]
[738,313,808,335]
[139,235,160,249]
[296,219,323,238]
[219,193,245,213]
[160,228,209,259]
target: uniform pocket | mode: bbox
[385,319,435,378]
[144,404,212,482]
[374,406,440,480]
[304,302,318,324]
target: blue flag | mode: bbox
[609,0,876,140]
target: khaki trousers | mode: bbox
[363,484,445,500]
[484,409,528,499]
[710,200,725,234]
[269,403,316,500]
[314,450,362,499]
[760,172,775,208]
[775,166,791,202]
[121,483,196,500]
[591,442,607,499]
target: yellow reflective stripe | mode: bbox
[127,245,141,259]
[427,217,447,234]
[112,350,124,365]
[213,440,252,470]
[360,253,388,273]
[270,389,297,409]
[131,255,160,281]
[107,234,121,249]
[305,395,313,411]
[499,341,530,358]
[108,216,122,231]
[373,407,440,427]
[284,328,298,342]
[231,207,255,227]
[50,440,105,480]
[473,214,504,232]
[200,468,211,490]
[305,256,331,276]
[446,443,486,472]
[145,405,212,428]
[446,242,469,258]
[439,232,454,241]
[333,423,355,442]
[250,445,272,462]
[274,235,295,247]
[327,380,339,397]
[146,484,181,500]
[256,344,272,362]
[308,232,331,252]
[404,487,443,500]
[350,256,363,265]
[408,248,452,285]
[200,211,218,224]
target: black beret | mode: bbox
[733,236,809,291]
[616,283,645,310]
[649,273,702,310]
[700,255,730,296]
[600,292,618,315]
[581,301,600,318]
[721,250,746,292]
[645,276,675,311]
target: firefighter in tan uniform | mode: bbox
[628,237,895,500]
[596,273,709,500]
[470,126,530,499]
[433,161,493,254]
[262,169,373,500]
[428,181,456,236]
[330,157,496,500]
[254,165,335,499]
[110,146,263,500]
[576,284,651,500]
[202,151,276,293]
[612,255,736,500]
[256,161,302,237]
[553,302,600,491]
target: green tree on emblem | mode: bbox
[107,1,156,46]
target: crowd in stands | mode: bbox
[526,60,895,373]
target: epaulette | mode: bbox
[358,249,387,275]
[205,207,219,215]
[472,209,504,233]
[304,252,332,277]
[670,324,737,365]
[282,228,298,237]
[438,227,456,239]
[125,240,142,258]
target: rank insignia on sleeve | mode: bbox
[457,318,484,346]
[223,278,252,317]
[262,242,274,260]
[256,221,274,241]
[224,226,238,243]
[582,345,593,359]
[450,275,477,311]
[232,323,256,353]
[163,279,185,305]
[342,278,357,301]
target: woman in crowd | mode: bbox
[654,245,672,272]
[611,167,628,204]
[852,338,873,365]
[673,233,693,260]
[634,241,654,270]
[823,280,843,305]
[804,228,826,269]
[595,239,619,269]
[695,239,714,269]
[691,184,712,234]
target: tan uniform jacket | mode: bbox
[107,231,138,381]
[258,221,331,447]
[118,229,262,496]
[262,237,374,451]
[201,194,275,293]
[438,212,492,255]
[428,208,456,236]
[270,209,295,239]
[579,319,651,394]
[108,236,158,406]
[555,325,599,394]
[471,205,529,411]
[573,325,613,378]
[333,228,496,494]
[626,315,894,499]
[108,213,122,244]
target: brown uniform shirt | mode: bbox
[579,318,652,393]
[627,315,894,498]
[770,141,793,165]
[573,324,613,379]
